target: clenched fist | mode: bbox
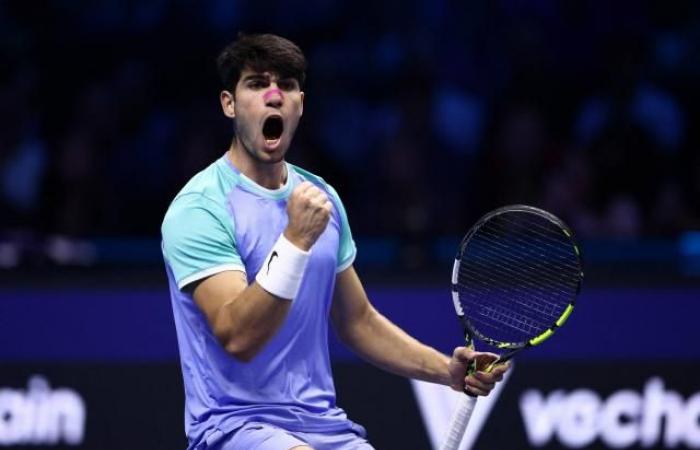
[284,181,332,251]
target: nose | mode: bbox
[264,88,284,107]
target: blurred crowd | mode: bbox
[1,0,699,267]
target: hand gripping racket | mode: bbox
[440,205,584,450]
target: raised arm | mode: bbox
[330,267,508,395]
[190,181,332,362]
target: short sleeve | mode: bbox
[327,185,357,273]
[161,194,245,290]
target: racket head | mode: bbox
[451,205,583,350]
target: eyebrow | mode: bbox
[241,73,297,84]
[241,74,270,82]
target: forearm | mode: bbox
[209,282,292,362]
[214,231,312,361]
[338,307,452,386]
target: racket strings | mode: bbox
[478,304,549,335]
[459,239,578,304]
[476,214,579,281]
[461,287,553,335]
[459,274,561,330]
[475,227,580,277]
[473,215,579,268]
[497,214,576,250]
[478,218,582,273]
[458,262,565,318]
[457,282,559,340]
[456,212,580,345]
[457,275,568,343]
[461,222,579,307]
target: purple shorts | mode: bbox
[210,422,375,450]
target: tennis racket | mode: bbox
[440,205,583,450]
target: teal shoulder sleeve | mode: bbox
[161,194,245,289]
[326,184,357,272]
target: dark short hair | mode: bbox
[217,33,307,92]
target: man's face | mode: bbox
[230,68,304,164]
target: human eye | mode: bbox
[247,78,268,89]
[278,79,298,91]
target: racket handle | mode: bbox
[440,394,477,450]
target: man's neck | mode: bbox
[227,143,287,190]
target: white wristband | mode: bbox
[255,234,311,300]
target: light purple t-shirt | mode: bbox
[161,156,360,449]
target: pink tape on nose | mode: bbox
[263,88,284,101]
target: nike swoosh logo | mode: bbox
[267,251,279,275]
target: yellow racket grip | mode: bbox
[483,356,502,373]
[465,343,478,376]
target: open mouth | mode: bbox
[262,116,284,143]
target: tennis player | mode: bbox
[161,33,509,450]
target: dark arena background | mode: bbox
[1,1,700,449]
